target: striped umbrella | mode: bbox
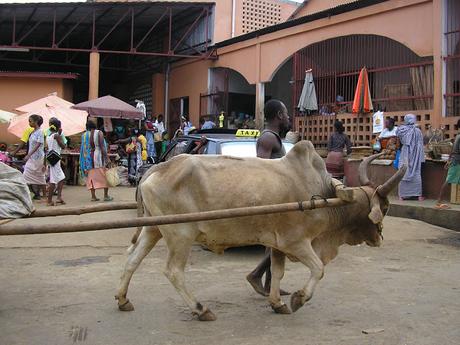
[352,67,373,114]
[352,67,373,143]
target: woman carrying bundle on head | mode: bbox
[46,118,66,206]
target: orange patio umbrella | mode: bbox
[352,67,373,143]
[8,103,88,138]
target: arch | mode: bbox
[268,34,430,82]
[213,0,433,84]
[259,0,433,82]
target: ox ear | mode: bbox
[368,194,384,225]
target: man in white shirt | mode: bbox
[378,118,398,139]
[154,114,166,157]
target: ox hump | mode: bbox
[284,140,328,175]
[285,140,317,162]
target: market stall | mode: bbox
[344,158,450,200]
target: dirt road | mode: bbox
[1,187,459,345]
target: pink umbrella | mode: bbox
[8,104,87,138]
[15,92,74,113]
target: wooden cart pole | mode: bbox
[0,198,350,236]
[28,202,138,218]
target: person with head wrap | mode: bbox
[45,117,67,145]
[396,114,425,200]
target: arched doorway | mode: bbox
[267,34,434,146]
[201,67,257,129]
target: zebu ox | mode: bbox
[116,141,406,321]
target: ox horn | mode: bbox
[376,164,408,197]
[358,153,385,186]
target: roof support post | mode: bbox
[255,42,264,129]
[92,8,96,49]
[255,82,265,130]
[89,51,100,100]
[168,7,172,54]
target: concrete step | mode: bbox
[388,198,459,231]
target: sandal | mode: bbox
[91,198,100,202]
[46,202,56,207]
[56,199,66,205]
[435,203,451,210]
[103,196,114,202]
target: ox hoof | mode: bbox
[198,309,217,321]
[118,299,135,312]
[272,303,292,314]
[290,291,307,313]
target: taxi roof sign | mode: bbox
[235,129,260,137]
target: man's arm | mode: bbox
[327,135,333,152]
[256,133,279,159]
[345,135,352,155]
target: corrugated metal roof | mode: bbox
[215,0,389,48]
[0,2,214,7]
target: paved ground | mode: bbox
[1,186,459,345]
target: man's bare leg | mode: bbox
[247,248,271,296]
[247,248,290,296]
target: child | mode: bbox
[46,118,66,206]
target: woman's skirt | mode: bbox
[23,158,46,185]
[86,167,108,190]
[49,162,66,184]
[326,151,345,178]
[446,163,460,184]
[398,174,422,198]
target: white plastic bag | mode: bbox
[373,111,384,134]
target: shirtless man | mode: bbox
[246,99,291,296]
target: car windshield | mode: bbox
[220,141,294,157]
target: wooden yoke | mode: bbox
[331,178,356,203]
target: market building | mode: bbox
[169,0,459,145]
[0,0,459,145]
